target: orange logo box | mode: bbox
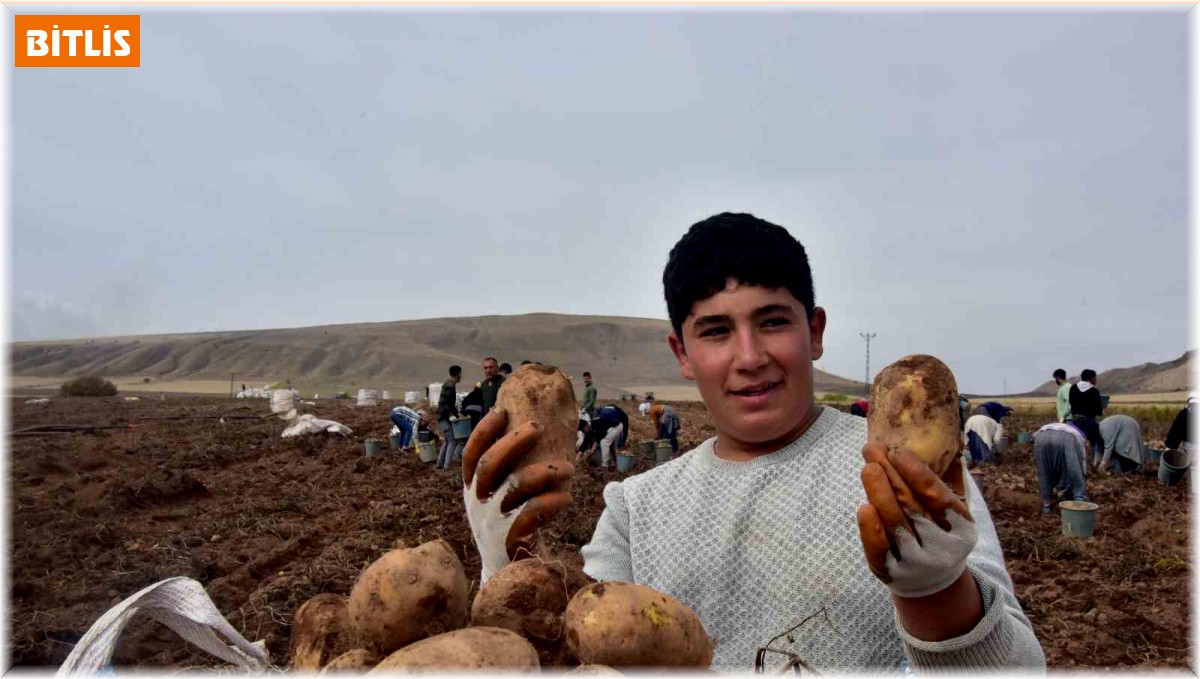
[15,15,140,67]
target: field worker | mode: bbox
[481,357,505,411]
[850,400,870,417]
[581,371,598,419]
[590,405,628,469]
[650,402,681,454]
[639,395,653,417]
[459,213,1043,672]
[461,384,485,429]
[1069,369,1103,421]
[958,395,971,431]
[1033,421,1091,515]
[1164,394,1196,458]
[577,418,595,455]
[499,362,513,379]
[389,405,426,450]
[436,365,463,471]
[977,401,1013,423]
[1053,368,1072,422]
[1097,414,1148,474]
[963,412,1006,466]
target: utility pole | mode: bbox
[860,332,876,398]
[229,373,234,400]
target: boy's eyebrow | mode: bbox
[691,304,798,330]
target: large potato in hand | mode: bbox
[868,354,961,477]
[470,559,593,666]
[495,364,578,491]
[564,582,712,668]
[368,626,540,672]
[290,593,354,671]
[348,539,469,656]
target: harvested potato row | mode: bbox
[564,582,712,668]
[368,626,540,673]
[289,593,354,671]
[494,364,578,493]
[867,354,962,478]
[347,539,469,656]
[470,559,593,666]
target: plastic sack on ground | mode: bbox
[281,414,352,438]
[56,576,271,677]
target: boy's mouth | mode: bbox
[729,381,781,399]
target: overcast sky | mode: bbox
[9,6,1190,394]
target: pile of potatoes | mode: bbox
[288,539,712,673]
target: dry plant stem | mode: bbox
[754,606,838,675]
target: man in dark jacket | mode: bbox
[481,357,505,411]
[436,365,462,470]
[1165,394,1196,454]
[1069,369,1103,420]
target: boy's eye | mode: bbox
[763,317,791,328]
[698,326,729,338]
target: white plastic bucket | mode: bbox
[380,390,392,401]
[356,389,378,407]
[404,391,422,404]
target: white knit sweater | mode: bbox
[581,407,1045,673]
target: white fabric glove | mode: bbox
[882,509,978,598]
[463,471,525,585]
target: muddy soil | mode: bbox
[8,397,1189,669]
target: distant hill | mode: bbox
[8,313,866,398]
[1025,351,1194,396]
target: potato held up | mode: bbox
[867,354,961,478]
[494,364,578,493]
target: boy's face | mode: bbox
[668,280,826,454]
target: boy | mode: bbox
[460,213,1044,672]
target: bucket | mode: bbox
[356,389,378,407]
[654,440,673,464]
[417,441,438,463]
[380,390,392,401]
[1100,393,1111,413]
[1059,500,1099,538]
[635,441,655,458]
[616,454,636,473]
[388,434,402,450]
[417,430,432,444]
[1151,448,1166,464]
[364,439,386,457]
[1017,433,1032,444]
[404,390,422,404]
[1159,449,1190,486]
[452,417,474,441]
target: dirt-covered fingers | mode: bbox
[888,449,972,528]
[862,443,928,521]
[462,408,509,485]
[861,462,916,547]
[499,460,576,513]
[472,421,543,501]
[505,491,573,560]
[856,504,893,583]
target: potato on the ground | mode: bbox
[867,354,962,477]
[564,582,712,667]
[494,364,578,492]
[368,626,540,673]
[319,649,377,674]
[470,558,593,666]
[289,593,354,671]
[347,539,469,656]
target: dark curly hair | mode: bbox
[663,212,815,339]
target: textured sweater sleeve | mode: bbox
[896,474,1046,671]
[580,482,634,583]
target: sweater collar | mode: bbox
[696,406,843,472]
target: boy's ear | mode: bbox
[668,331,695,381]
[809,307,827,361]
